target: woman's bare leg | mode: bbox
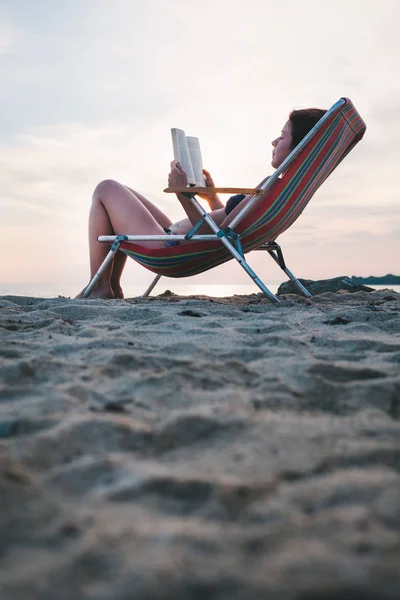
[110,186,171,297]
[124,186,172,228]
[110,251,127,299]
[77,179,170,299]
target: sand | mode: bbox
[1,288,400,599]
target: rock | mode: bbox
[277,276,375,296]
[177,310,205,317]
[0,419,20,439]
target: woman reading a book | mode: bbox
[77,107,325,299]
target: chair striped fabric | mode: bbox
[118,98,366,279]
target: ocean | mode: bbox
[1,282,399,299]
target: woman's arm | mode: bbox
[168,161,273,234]
[198,169,224,210]
[168,160,226,234]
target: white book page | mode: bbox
[186,136,206,187]
[171,128,195,185]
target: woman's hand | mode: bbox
[198,169,224,209]
[197,169,215,200]
[168,160,188,190]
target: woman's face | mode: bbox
[271,120,293,169]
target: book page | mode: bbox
[171,128,195,185]
[186,136,206,187]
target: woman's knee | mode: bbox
[92,179,121,202]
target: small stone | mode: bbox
[0,419,20,439]
[323,316,352,325]
[103,400,130,413]
[59,521,81,537]
[177,310,204,317]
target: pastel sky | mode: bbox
[1,0,399,297]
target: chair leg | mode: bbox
[181,195,279,302]
[83,242,121,297]
[220,238,280,303]
[266,243,311,298]
[142,274,162,298]
[237,257,280,302]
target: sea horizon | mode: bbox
[1,282,399,299]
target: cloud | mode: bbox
[0,8,21,55]
[0,119,177,218]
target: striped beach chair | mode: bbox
[85,98,366,303]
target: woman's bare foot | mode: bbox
[75,282,115,299]
[111,284,124,299]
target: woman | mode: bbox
[77,107,326,299]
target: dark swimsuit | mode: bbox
[224,194,246,215]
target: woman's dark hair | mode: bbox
[289,108,327,150]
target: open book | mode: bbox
[171,128,206,187]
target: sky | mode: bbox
[1,0,399,297]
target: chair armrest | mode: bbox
[164,187,263,195]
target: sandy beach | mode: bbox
[1,287,400,599]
